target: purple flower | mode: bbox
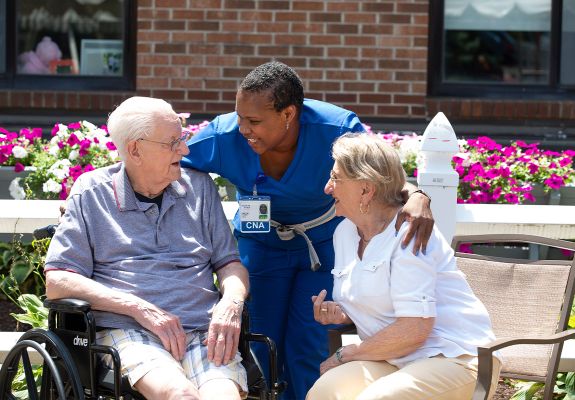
[106,141,117,151]
[13,163,25,172]
[559,157,572,167]
[84,164,95,173]
[67,122,82,130]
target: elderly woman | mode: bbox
[307,133,501,400]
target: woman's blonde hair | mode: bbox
[331,133,406,206]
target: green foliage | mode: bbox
[511,381,544,400]
[555,372,575,399]
[0,237,49,300]
[10,363,43,399]
[10,293,48,329]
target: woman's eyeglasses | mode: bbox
[328,170,354,182]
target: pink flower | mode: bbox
[51,124,60,136]
[504,193,519,204]
[67,133,80,146]
[106,141,117,151]
[79,139,91,157]
[14,163,25,172]
[528,163,539,174]
[544,174,565,190]
[524,192,536,202]
[559,157,572,167]
[67,122,82,130]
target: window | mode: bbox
[0,0,5,74]
[1,0,136,91]
[428,0,575,97]
[561,1,575,85]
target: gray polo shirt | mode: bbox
[45,162,239,332]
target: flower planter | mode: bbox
[0,166,32,199]
[530,184,575,206]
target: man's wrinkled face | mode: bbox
[137,115,189,189]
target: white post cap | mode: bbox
[420,112,459,153]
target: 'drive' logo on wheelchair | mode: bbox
[73,335,88,347]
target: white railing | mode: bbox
[2,200,575,241]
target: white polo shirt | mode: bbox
[332,217,497,368]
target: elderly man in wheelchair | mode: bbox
[0,96,283,400]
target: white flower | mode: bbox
[69,150,79,161]
[9,177,26,200]
[82,120,97,131]
[397,136,421,164]
[11,145,28,159]
[48,145,60,156]
[108,150,119,160]
[43,179,61,193]
[56,124,68,138]
[49,159,71,180]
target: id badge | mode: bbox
[239,196,271,233]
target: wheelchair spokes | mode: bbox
[0,329,84,400]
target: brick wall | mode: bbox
[136,0,430,119]
[1,0,430,121]
[1,0,574,127]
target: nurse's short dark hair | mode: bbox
[239,61,304,114]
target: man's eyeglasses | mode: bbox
[137,132,192,152]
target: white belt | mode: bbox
[270,204,336,272]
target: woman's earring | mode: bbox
[286,122,289,131]
[359,202,370,214]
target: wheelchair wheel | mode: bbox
[0,329,84,400]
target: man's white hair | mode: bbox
[107,96,179,158]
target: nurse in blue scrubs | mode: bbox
[181,61,433,400]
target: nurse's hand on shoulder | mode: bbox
[312,289,349,325]
[395,191,434,256]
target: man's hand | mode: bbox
[312,289,348,325]
[205,297,243,366]
[395,192,434,255]
[132,300,187,361]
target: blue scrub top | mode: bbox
[181,98,365,249]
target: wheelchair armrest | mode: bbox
[328,324,357,354]
[44,298,91,313]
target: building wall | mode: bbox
[1,0,574,126]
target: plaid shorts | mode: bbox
[95,328,248,397]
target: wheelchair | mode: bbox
[0,225,286,399]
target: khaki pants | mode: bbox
[306,354,501,400]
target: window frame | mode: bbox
[427,0,574,99]
[0,0,136,91]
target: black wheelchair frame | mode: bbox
[0,224,286,399]
[0,298,286,400]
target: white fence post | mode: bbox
[417,112,460,243]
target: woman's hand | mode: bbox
[312,289,349,325]
[395,192,434,255]
[319,352,341,375]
